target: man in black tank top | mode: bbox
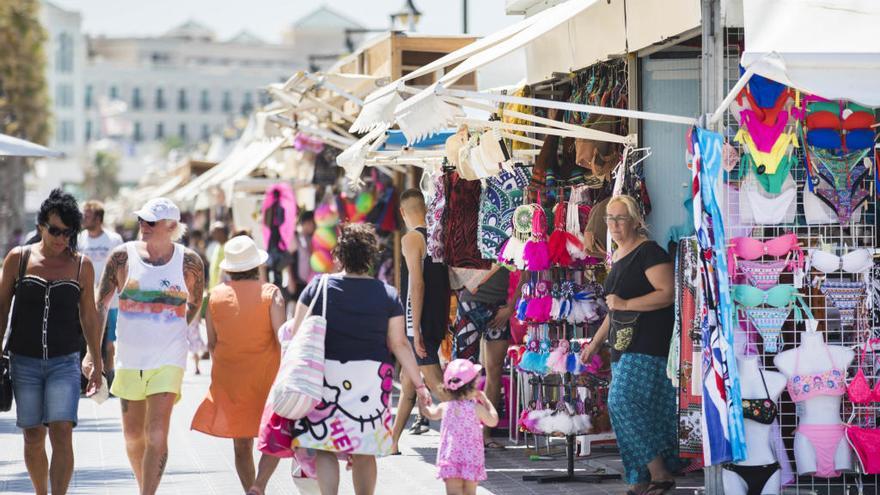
[390,189,450,454]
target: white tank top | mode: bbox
[115,242,189,370]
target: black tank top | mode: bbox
[8,246,83,359]
[400,227,450,341]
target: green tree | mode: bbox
[0,0,50,249]
[82,149,120,201]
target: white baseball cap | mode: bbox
[133,198,181,222]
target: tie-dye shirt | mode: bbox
[115,242,190,370]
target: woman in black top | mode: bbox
[0,189,104,495]
[580,194,682,495]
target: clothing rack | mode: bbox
[520,372,620,484]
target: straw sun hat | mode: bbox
[218,235,269,272]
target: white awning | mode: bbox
[171,137,286,207]
[444,0,701,86]
[0,133,63,158]
[741,0,880,106]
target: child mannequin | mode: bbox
[420,359,499,495]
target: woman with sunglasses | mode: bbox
[0,189,104,495]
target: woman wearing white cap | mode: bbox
[190,235,285,491]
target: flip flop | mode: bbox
[484,440,506,450]
[643,480,675,495]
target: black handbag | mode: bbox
[609,310,640,352]
[1,246,29,412]
[0,345,12,412]
[607,243,648,352]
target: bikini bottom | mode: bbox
[814,187,870,225]
[813,159,870,225]
[796,424,847,478]
[742,307,789,353]
[723,462,781,495]
[819,281,865,328]
[738,260,788,290]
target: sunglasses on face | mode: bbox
[137,217,157,227]
[42,224,75,238]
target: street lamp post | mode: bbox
[390,0,422,32]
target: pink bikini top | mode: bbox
[728,233,804,272]
[847,338,880,404]
[787,343,847,402]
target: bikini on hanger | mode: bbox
[732,285,813,353]
[739,172,797,225]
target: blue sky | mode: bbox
[50,0,521,42]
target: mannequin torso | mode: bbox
[773,331,855,477]
[723,356,786,495]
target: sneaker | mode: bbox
[409,415,430,435]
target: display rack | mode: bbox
[717,27,879,495]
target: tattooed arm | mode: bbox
[183,248,205,325]
[96,247,127,327]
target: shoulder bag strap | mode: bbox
[305,274,328,317]
[320,273,328,319]
[16,245,30,290]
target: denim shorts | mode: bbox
[10,352,82,428]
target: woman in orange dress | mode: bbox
[191,235,286,490]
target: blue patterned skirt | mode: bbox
[609,353,683,484]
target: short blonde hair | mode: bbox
[607,194,647,234]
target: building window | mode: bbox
[222,91,232,113]
[85,85,93,109]
[177,89,188,111]
[56,84,73,108]
[201,124,210,140]
[132,87,143,110]
[58,120,74,143]
[55,33,74,73]
[156,122,164,139]
[178,123,187,141]
[200,90,210,112]
[109,85,119,100]
[241,92,254,114]
[133,122,143,142]
[85,120,93,141]
[155,88,166,110]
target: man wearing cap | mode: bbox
[89,197,204,495]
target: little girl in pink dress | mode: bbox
[419,359,499,495]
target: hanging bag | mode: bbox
[271,274,329,420]
[607,243,647,352]
[1,246,32,412]
[0,342,11,412]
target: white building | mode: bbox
[33,4,365,213]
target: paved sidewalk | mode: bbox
[0,360,703,494]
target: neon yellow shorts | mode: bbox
[110,366,184,403]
